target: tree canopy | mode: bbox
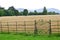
[42,7,47,15]
[23,9,28,16]
[0,6,59,16]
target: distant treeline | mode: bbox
[0,6,59,16]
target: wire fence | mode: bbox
[0,20,60,36]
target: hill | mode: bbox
[17,8,60,13]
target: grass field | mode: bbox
[0,34,60,40]
[0,15,60,34]
[0,15,60,21]
[0,15,60,40]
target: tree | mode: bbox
[23,9,28,16]
[34,10,38,15]
[14,10,20,16]
[48,11,59,15]
[0,7,6,16]
[42,7,47,15]
[4,10,9,16]
[19,12,23,15]
[8,6,19,16]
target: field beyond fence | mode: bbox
[0,19,60,36]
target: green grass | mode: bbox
[0,33,60,40]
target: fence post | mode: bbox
[57,20,59,35]
[48,20,51,36]
[16,21,18,34]
[7,22,9,34]
[24,21,26,34]
[34,20,38,35]
[0,22,2,33]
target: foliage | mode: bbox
[0,7,6,16]
[0,6,59,16]
[42,7,47,15]
[48,12,59,15]
[8,6,19,16]
[23,9,28,16]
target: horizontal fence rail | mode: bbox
[0,20,60,36]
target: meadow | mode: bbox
[0,15,60,39]
[0,15,60,21]
[0,33,60,40]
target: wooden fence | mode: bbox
[0,20,60,35]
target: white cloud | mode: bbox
[0,0,60,10]
[13,0,44,9]
[0,0,15,9]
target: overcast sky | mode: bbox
[0,0,60,10]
